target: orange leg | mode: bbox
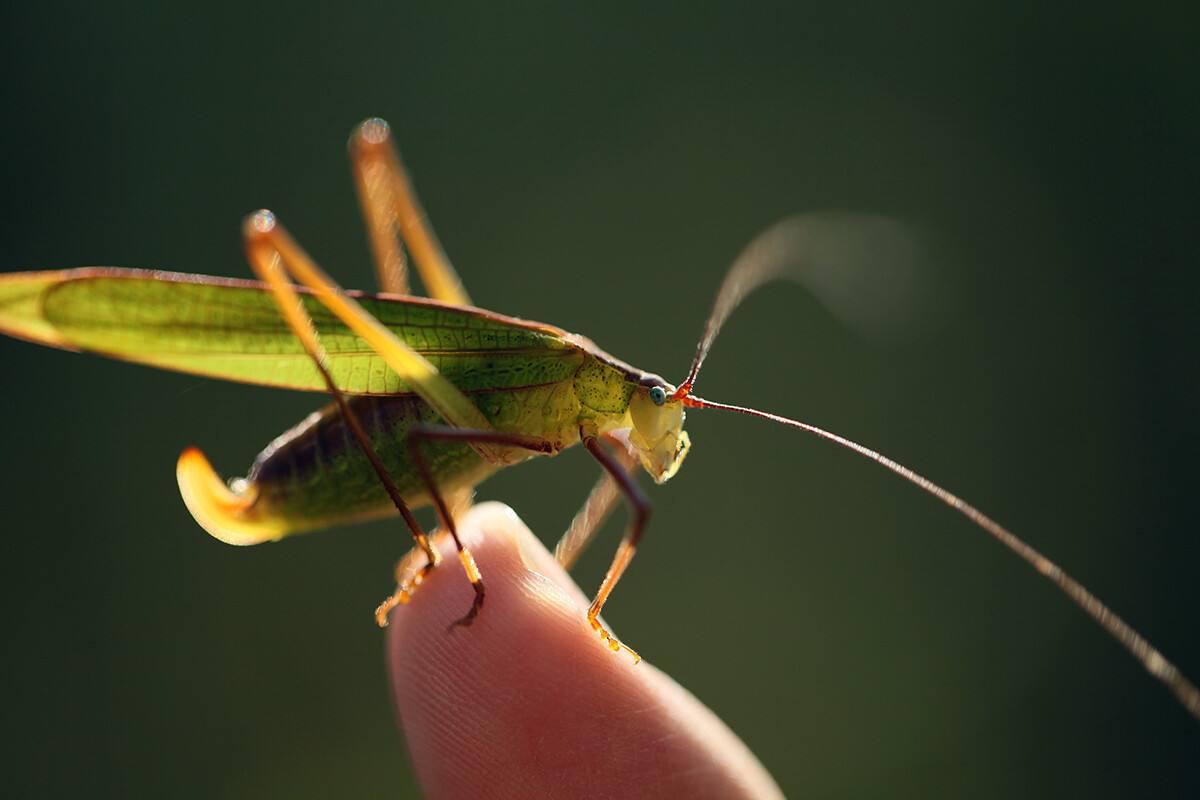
[348,117,471,305]
[582,436,651,663]
[374,543,443,626]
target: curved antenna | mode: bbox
[683,393,1200,721]
[673,213,919,399]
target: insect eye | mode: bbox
[649,386,666,406]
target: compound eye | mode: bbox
[649,386,667,406]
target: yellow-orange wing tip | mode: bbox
[0,269,75,348]
[176,446,288,546]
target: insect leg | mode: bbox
[405,424,558,629]
[553,446,637,571]
[242,210,508,466]
[374,485,484,627]
[241,216,442,598]
[348,118,409,295]
[348,118,471,306]
[581,435,651,663]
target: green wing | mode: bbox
[0,269,582,395]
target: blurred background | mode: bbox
[2,2,1198,797]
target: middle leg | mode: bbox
[405,424,558,629]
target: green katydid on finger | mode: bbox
[2,118,1197,720]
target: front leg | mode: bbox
[580,435,652,663]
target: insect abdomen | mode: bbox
[241,380,586,537]
[245,395,491,533]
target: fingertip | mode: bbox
[385,502,605,694]
[384,501,589,631]
[386,503,781,800]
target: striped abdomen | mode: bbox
[244,380,587,534]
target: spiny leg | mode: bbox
[406,424,557,629]
[348,118,472,306]
[554,446,637,571]
[582,435,651,663]
[241,216,442,619]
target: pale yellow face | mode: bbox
[627,385,691,484]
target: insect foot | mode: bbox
[447,581,486,632]
[590,616,642,664]
[375,540,444,627]
[374,570,430,627]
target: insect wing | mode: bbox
[0,268,580,396]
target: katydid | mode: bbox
[0,118,1195,721]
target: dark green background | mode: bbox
[3,3,1197,797]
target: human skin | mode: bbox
[386,502,784,800]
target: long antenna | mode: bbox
[678,213,1198,719]
[682,393,1200,720]
[671,213,918,400]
